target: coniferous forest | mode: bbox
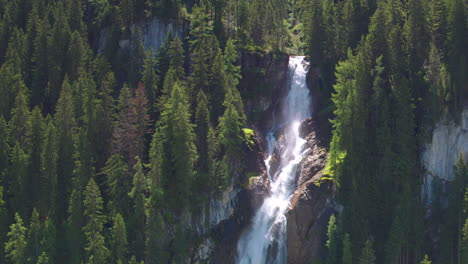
[0,0,466,263]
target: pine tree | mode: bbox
[189,3,213,100]
[359,239,376,264]
[102,154,130,217]
[209,47,226,121]
[195,90,211,174]
[7,143,30,219]
[47,3,71,108]
[31,19,49,107]
[0,64,26,118]
[129,157,147,260]
[0,186,9,262]
[128,28,145,86]
[28,208,41,261]
[420,254,432,264]
[9,87,30,150]
[40,118,57,218]
[67,188,83,264]
[342,233,352,264]
[83,178,109,264]
[145,206,167,264]
[168,36,185,79]
[110,213,128,264]
[5,213,27,264]
[142,48,159,108]
[133,83,152,161]
[66,31,86,81]
[27,107,45,213]
[218,88,245,185]
[326,214,338,264]
[55,80,76,222]
[40,217,56,263]
[36,252,49,264]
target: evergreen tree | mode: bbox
[55,80,76,222]
[110,213,128,264]
[168,36,185,80]
[31,19,49,107]
[145,206,167,264]
[195,90,211,174]
[40,118,57,218]
[359,239,376,264]
[7,143,30,219]
[102,154,130,217]
[326,214,338,264]
[142,48,159,109]
[27,107,45,213]
[28,208,41,262]
[9,87,30,149]
[420,254,432,264]
[47,3,71,108]
[0,186,9,262]
[66,188,83,264]
[5,213,27,264]
[83,178,109,264]
[342,233,352,264]
[129,157,147,260]
[36,252,49,264]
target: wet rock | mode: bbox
[286,117,336,263]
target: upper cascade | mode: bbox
[236,56,311,264]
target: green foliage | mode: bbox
[359,239,376,264]
[83,178,109,264]
[5,213,27,264]
[110,213,128,264]
[421,254,432,264]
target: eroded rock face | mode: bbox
[286,117,335,264]
[97,17,186,53]
[422,108,468,202]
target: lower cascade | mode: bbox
[236,56,311,264]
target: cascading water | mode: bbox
[236,56,311,264]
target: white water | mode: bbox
[236,56,311,264]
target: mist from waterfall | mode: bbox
[236,56,311,264]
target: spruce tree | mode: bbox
[7,143,30,219]
[40,119,57,218]
[36,252,49,264]
[9,87,30,150]
[110,213,128,264]
[142,48,159,108]
[5,213,27,264]
[0,186,8,262]
[326,214,338,264]
[27,107,45,213]
[28,209,41,261]
[66,188,83,264]
[83,178,109,264]
[129,157,147,260]
[359,239,376,264]
[342,233,352,264]
[195,90,211,174]
[55,80,76,222]
[102,154,130,217]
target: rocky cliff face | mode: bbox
[422,109,468,201]
[286,117,335,264]
[98,17,185,53]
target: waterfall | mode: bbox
[236,56,311,264]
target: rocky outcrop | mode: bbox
[189,133,267,264]
[422,108,468,202]
[239,51,290,135]
[98,17,186,53]
[287,117,336,263]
